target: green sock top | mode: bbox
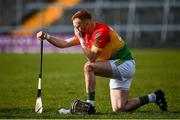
[87,91,95,101]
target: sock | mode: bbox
[86,100,95,106]
[148,93,156,102]
[87,91,95,106]
[87,91,95,100]
[139,95,149,106]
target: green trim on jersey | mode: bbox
[110,44,133,61]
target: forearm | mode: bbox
[47,35,67,48]
[81,45,102,62]
[37,31,78,48]
[74,29,100,62]
[81,46,95,62]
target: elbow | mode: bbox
[88,59,95,62]
[87,53,99,62]
[88,56,96,62]
[83,50,100,62]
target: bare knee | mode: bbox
[112,102,131,112]
[84,62,94,72]
[112,105,127,112]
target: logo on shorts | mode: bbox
[114,59,124,66]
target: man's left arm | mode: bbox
[74,28,108,62]
[81,44,102,62]
[81,31,109,62]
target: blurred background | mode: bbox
[0,0,180,53]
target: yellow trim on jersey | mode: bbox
[91,45,103,53]
[96,29,125,61]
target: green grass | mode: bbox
[0,49,180,119]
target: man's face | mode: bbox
[73,18,88,34]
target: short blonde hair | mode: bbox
[71,9,92,21]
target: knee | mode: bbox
[84,62,94,72]
[112,105,128,112]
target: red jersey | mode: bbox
[83,22,133,61]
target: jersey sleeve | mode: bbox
[91,29,109,52]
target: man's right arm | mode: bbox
[37,31,80,48]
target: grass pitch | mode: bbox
[0,49,180,119]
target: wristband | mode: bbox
[79,38,85,46]
[46,34,51,40]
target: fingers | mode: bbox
[74,28,82,38]
[74,28,78,36]
[37,31,46,41]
